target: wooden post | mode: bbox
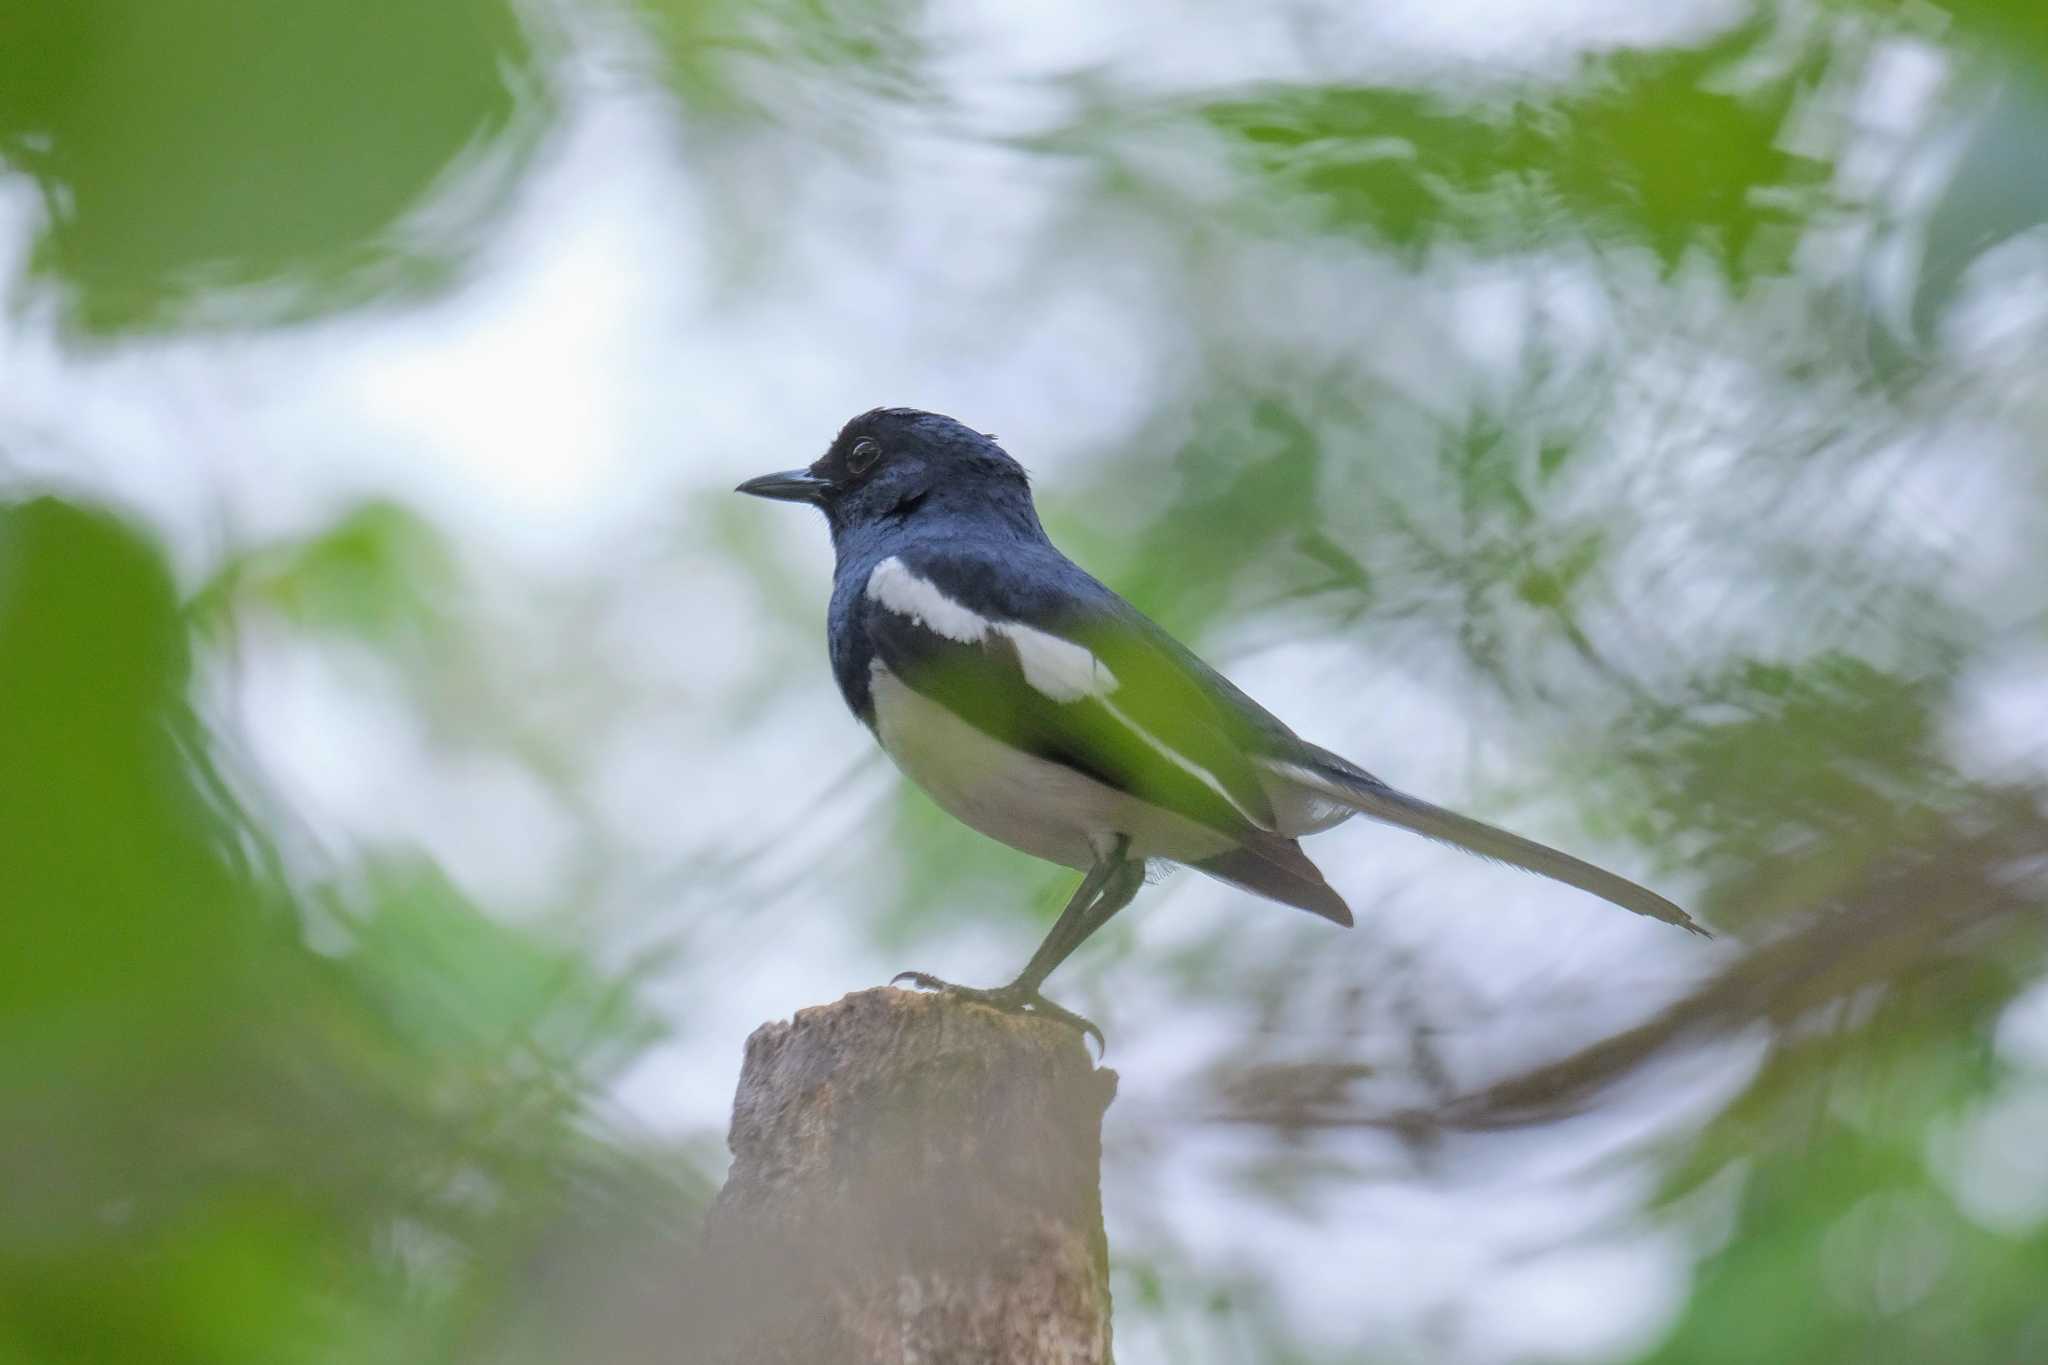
[696,987,1117,1364]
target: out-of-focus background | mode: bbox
[4,0,2046,1360]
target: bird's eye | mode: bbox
[847,439,882,475]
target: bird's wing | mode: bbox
[859,548,1281,839]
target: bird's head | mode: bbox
[736,408,1037,538]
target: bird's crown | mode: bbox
[813,407,1034,531]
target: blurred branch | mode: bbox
[1212,790,2048,1137]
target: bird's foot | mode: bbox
[889,972,1104,1055]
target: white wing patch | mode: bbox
[865,556,1120,701]
[863,555,1271,831]
[866,556,989,644]
[866,660,1236,870]
[996,621,1117,701]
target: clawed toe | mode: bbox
[1009,993,1105,1055]
[890,970,952,992]
[886,973,1104,1055]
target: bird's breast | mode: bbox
[867,661,1236,871]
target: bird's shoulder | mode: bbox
[855,537,1296,836]
[856,536,1166,690]
[877,538,1303,737]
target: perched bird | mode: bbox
[739,408,1703,1041]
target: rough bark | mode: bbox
[695,986,1117,1364]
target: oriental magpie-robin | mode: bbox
[739,407,1702,1042]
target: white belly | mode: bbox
[869,663,1236,870]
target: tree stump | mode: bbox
[696,986,1118,1364]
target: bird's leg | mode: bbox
[1011,852,1144,996]
[890,856,1116,1034]
[893,837,1143,1050]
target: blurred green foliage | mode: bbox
[1642,805,2048,1364]
[0,500,694,1363]
[635,0,934,113]
[1204,17,1830,279]
[192,501,456,644]
[0,0,543,330]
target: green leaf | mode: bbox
[0,0,546,331]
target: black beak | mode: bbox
[735,468,833,504]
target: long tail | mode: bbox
[1271,749,1707,937]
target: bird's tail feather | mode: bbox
[1195,835,1353,927]
[1280,750,1706,936]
